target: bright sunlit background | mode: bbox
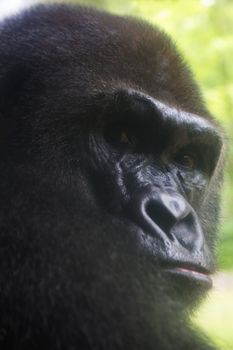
[0,0,35,18]
[1,0,233,349]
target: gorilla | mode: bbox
[0,4,224,350]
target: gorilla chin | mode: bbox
[0,4,224,350]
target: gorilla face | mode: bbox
[0,4,224,350]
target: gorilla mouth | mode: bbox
[163,264,212,287]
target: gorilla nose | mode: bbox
[145,192,190,233]
[130,189,203,250]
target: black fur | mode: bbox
[0,4,224,350]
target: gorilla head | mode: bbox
[0,4,224,350]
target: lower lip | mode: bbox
[163,267,212,287]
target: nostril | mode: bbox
[129,189,203,249]
[146,199,177,234]
[144,192,190,234]
[171,211,204,250]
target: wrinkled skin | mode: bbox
[0,4,224,350]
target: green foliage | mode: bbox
[218,220,233,269]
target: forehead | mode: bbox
[0,5,214,119]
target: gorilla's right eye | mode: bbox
[174,152,197,170]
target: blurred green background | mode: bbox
[4,0,233,348]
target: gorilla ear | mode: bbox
[0,64,31,117]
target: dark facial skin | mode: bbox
[0,4,224,350]
[93,89,222,283]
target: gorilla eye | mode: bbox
[174,153,197,170]
[104,124,136,148]
[119,131,131,144]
